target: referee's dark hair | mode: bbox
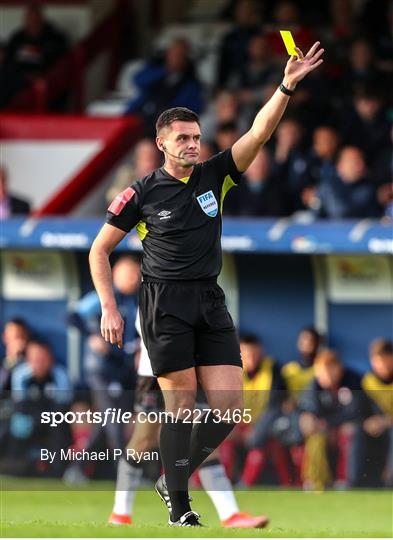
[156,107,200,135]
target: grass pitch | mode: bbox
[1,478,392,537]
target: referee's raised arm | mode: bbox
[89,223,127,349]
[232,41,324,172]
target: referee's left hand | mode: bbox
[101,306,124,349]
[284,41,324,87]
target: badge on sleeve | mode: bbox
[108,187,135,215]
[197,190,218,217]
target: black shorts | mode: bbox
[139,278,242,377]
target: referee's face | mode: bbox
[158,121,201,168]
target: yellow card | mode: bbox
[280,30,298,56]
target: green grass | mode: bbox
[1,478,392,537]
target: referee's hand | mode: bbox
[101,307,124,349]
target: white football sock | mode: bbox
[199,463,239,521]
[112,457,143,515]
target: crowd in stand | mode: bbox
[0,0,392,220]
[0,3,68,108]
[1,258,392,490]
[120,0,392,220]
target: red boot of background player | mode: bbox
[240,448,266,486]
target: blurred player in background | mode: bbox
[220,334,289,486]
[299,349,366,490]
[65,256,140,482]
[361,339,393,487]
[277,326,322,483]
[109,313,268,529]
[10,340,72,475]
[282,327,322,399]
[0,318,30,393]
[90,41,324,526]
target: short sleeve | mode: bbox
[106,185,142,232]
[204,148,242,186]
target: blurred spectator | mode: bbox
[215,121,240,152]
[344,39,384,92]
[309,146,381,219]
[303,126,340,210]
[328,0,357,45]
[265,1,315,61]
[287,74,331,133]
[373,125,393,187]
[235,33,281,121]
[0,166,30,219]
[106,139,160,205]
[0,41,24,108]
[358,0,393,72]
[322,0,358,89]
[224,147,286,217]
[361,339,393,487]
[377,183,393,222]
[200,90,248,144]
[199,142,215,162]
[373,126,393,221]
[65,256,140,481]
[309,125,340,181]
[8,340,72,475]
[221,334,289,486]
[124,38,204,136]
[239,33,277,88]
[217,0,260,88]
[11,340,71,404]
[0,318,30,394]
[231,34,280,113]
[338,85,390,165]
[272,118,311,213]
[299,349,365,489]
[0,2,68,106]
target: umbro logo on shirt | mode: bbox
[158,210,172,220]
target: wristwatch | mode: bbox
[279,83,295,96]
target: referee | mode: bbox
[89,41,324,527]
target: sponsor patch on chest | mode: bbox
[196,190,218,217]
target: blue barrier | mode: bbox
[1,217,392,254]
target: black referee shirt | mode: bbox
[106,148,241,280]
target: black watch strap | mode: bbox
[279,83,295,96]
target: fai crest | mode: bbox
[196,190,218,217]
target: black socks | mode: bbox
[160,419,193,521]
[189,414,236,475]
[160,414,236,521]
